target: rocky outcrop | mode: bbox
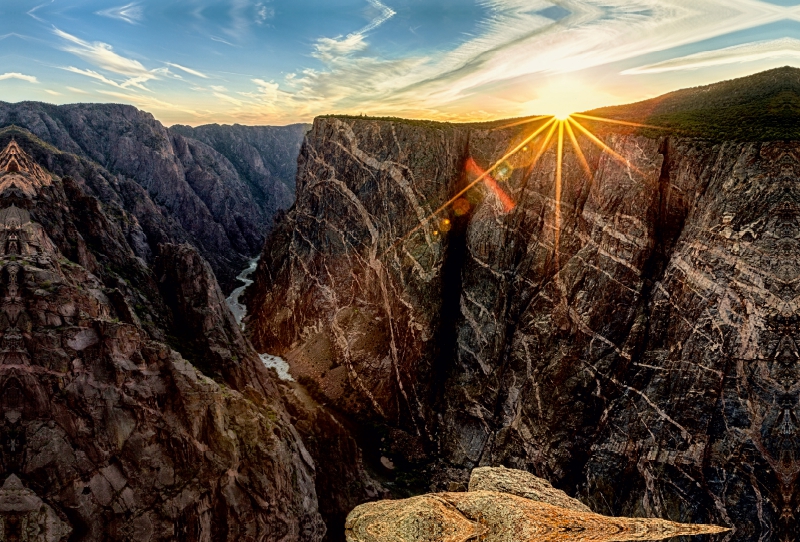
[0,474,72,541]
[246,71,800,540]
[0,134,325,540]
[345,468,727,542]
[0,103,307,290]
[468,466,590,512]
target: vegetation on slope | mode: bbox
[585,66,800,141]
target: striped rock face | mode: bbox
[0,140,52,198]
[248,109,800,539]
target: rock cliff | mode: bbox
[0,132,325,540]
[246,70,800,540]
[171,122,309,210]
[0,103,307,290]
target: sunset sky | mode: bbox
[3,0,800,125]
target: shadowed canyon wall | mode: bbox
[0,102,308,291]
[246,114,800,540]
[0,131,328,541]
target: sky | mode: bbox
[3,0,800,126]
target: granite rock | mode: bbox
[0,103,306,291]
[344,490,728,542]
[468,466,590,512]
[246,105,800,539]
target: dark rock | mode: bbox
[170,122,309,208]
[246,75,800,540]
[0,103,306,291]
[0,135,325,540]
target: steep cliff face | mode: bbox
[246,109,800,538]
[0,132,326,540]
[0,102,306,290]
[170,123,309,212]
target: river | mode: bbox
[225,258,294,381]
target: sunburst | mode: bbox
[384,111,669,260]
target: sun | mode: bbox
[552,111,572,121]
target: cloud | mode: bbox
[64,67,127,89]
[95,3,144,25]
[314,34,369,61]
[54,28,154,78]
[165,62,209,79]
[257,0,800,121]
[54,28,178,92]
[213,92,245,106]
[361,0,396,34]
[0,73,38,83]
[44,89,62,96]
[66,86,89,94]
[210,36,237,47]
[255,2,275,25]
[623,37,800,74]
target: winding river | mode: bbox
[225,258,294,381]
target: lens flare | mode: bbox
[466,157,516,213]
[554,121,564,260]
[384,111,669,261]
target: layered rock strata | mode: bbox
[0,136,325,540]
[246,111,800,538]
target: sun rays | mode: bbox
[384,112,670,261]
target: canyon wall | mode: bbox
[0,102,307,290]
[0,129,326,540]
[246,115,800,540]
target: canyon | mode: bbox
[0,131,325,540]
[0,101,308,291]
[2,67,799,541]
[245,68,800,541]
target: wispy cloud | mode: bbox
[245,0,800,122]
[213,92,245,106]
[96,89,200,116]
[54,28,172,91]
[0,73,38,83]
[165,62,208,79]
[255,2,275,25]
[96,3,144,25]
[210,36,237,47]
[64,66,150,91]
[623,37,800,74]
[361,0,396,34]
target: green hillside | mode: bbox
[584,66,800,141]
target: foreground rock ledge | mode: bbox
[345,468,729,542]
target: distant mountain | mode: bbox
[587,66,800,141]
[170,123,309,205]
[0,102,307,290]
